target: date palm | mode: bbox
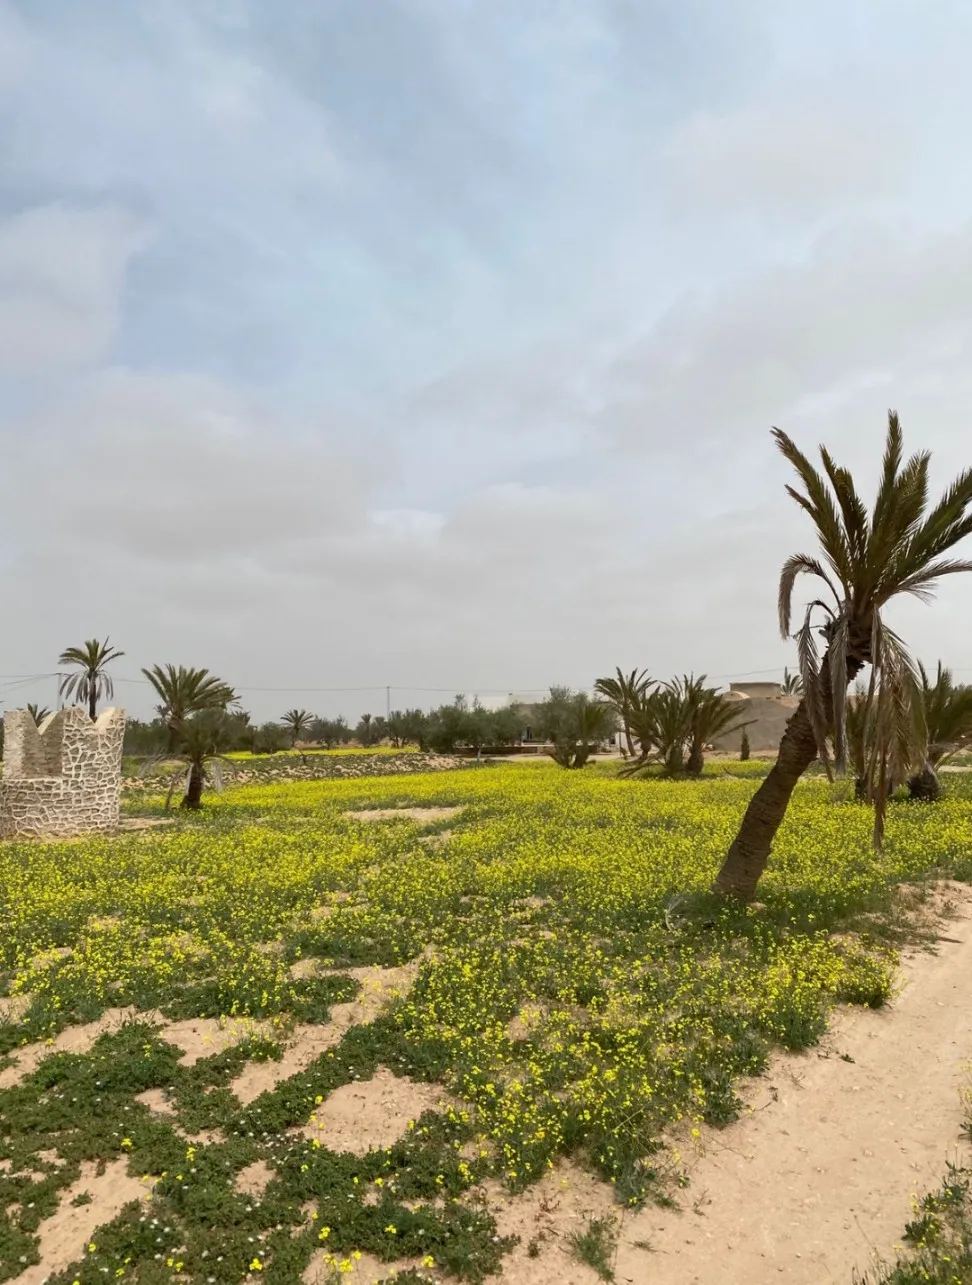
[713,412,972,901]
[682,676,751,776]
[58,637,124,720]
[907,662,972,801]
[594,668,653,756]
[781,668,803,696]
[26,703,51,726]
[281,708,314,747]
[164,711,233,811]
[624,683,693,775]
[142,663,238,751]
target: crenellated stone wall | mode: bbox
[0,706,126,839]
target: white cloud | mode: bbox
[663,103,911,216]
[0,204,148,375]
[11,369,375,561]
[606,218,972,471]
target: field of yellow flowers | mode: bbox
[2,761,972,1284]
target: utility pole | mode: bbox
[386,685,391,720]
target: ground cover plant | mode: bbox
[2,762,972,1282]
[854,1163,972,1284]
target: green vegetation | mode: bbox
[856,1163,972,1284]
[1,762,971,1280]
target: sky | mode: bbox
[3,0,972,722]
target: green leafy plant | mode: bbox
[536,687,615,768]
[569,1215,617,1281]
[907,662,972,801]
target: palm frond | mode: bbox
[777,554,841,638]
[795,606,833,778]
[773,428,853,586]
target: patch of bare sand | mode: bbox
[0,994,31,1023]
[297,1067,451,1155]
[236,1159,274,1198]
[11,1158,150,1285]
[303,1247,434,1283]
[469,1162,615,1285]
[604,882,972,1284]
[0,1007,141,1089]
[232,963,420,1105]
[159,1015,275,1065]
[343,807,461,825]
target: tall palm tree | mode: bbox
[713,413,972,900]
[58,637,124,720]
[142,663,238,751]
[26,703,51,726]
[594,668,653,756]
[281,708,314,747]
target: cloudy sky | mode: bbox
[3,0,972,721]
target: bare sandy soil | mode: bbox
[15,1159,150,1285]
[342,806,462,824]
[296,1065,452,1155]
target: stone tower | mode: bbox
[0,706,126,839]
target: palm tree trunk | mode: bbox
[181,762,204,810]
[686,740,704,776]
[907,762,941,802]
[89,681,97,721]
[713,648,866,900]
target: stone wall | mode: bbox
[0,707,126,839]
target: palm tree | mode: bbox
[713,413,972,901]
[624,683,693,775]
[907,662,972,801]
[26,703,51,726]
[682,676,751,775]
[58,637,124,720]
[622,676,749,776]
[844,681,921,802]
[781,668,804,696]
[594,668,653,756]
[537,686,615,768]
[357,712,374,747]
[164,711,233,810]
[281,708,314,747]
[142,664,238,751]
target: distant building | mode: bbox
[710,682,800,754]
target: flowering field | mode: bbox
[1,763,972,1284]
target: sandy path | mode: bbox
[617,886,972,1283]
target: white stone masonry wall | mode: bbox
[0,707,126,839]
